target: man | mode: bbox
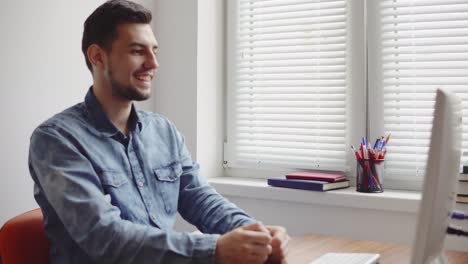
[28,1,290,263]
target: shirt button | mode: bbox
[150,214,157,221]
[137,180,145,188]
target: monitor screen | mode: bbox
[411,89,463,264]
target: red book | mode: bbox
[286,171,346,183]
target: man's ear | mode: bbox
[87,44,106,71]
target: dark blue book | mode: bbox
[267,177,350,192]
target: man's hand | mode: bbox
[265,225,290,263]
[215,222,273,264]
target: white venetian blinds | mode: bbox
[377,0,468,179]
[226,0,350,171]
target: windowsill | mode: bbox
[208,177,421,213]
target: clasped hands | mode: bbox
[215,222,290,264]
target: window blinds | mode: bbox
[378,0,468,179]
[227,0,350,171]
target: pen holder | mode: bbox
[356,159,384,193]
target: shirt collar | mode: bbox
[84,87,142,137]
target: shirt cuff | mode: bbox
[239,217,257,227]
[192,233,220,264]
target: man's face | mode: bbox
[104,23,158,101]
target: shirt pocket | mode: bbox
[99,171,129,188]
[153,162,182,214]
[98,171,135,220]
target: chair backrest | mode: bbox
[0,209,50,264]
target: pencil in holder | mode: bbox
[356,159,384,193]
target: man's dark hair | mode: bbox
[82,0,152,72]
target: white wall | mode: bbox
[196,0,225,179]
[152,0,225,178]
[0,0,99,225]
[0,0,154,226]
[152,0,198,159]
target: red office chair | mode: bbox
[0,209,50,264]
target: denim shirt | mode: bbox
[28,88,255,264]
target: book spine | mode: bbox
[456,181,468,195]
[267,179,324,191]
[452,202,468,229]
[286,175,336,182]
[454,202,468,211]
[460,173,468,181]
[456,194,468,204]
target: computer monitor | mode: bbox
[411,89,463,264]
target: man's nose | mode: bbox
[145,52,158,70]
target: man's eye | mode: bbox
[131,50,143,55]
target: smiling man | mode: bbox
[28,1,289,263]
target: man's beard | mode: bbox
[108,67,150,102]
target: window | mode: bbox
[226,0,468,190]
[368,0,468,189]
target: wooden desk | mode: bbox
[286,234,468,264]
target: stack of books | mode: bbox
[456,166,468,204]
[267,171,350,192]
[452,166,468,231]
